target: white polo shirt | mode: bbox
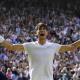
[23,41,61,80]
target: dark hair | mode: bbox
[35,22,48,30]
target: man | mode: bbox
[0,22,80,80]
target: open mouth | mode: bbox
[40,34,45,36]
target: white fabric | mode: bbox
[23,41,61,80]
[0,35,5,43]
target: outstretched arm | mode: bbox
[0,36,24,52]
[71,40,80,48]
[59,39,80,53]
[59,44,74,53]
[1,41,24,51]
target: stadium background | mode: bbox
[0,0,80,80]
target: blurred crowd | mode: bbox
[0,6,80,80]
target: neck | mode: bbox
[38,37,46,45]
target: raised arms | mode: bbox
[1,40,24,52]
[71,40,80,48]
[0,35,24,52]
[59,40,80,53]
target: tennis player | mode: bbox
[0,22,80,80]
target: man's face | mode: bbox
[37,26,48,38]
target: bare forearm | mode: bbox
[71,40,80,48]
[0,40,24,51]
[59,40,80,53]
[59,45,73,53]
[0,35,24,51]
[1,40,13,50]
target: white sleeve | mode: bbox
[22,42,30,54]
[53,43,62,55]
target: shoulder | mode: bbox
[23,41,35,45]
[48,41,61,48]
[23,41,35,47]
[47,41,60,45]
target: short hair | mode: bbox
[35,22,48,30]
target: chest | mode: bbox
[27,44,56,60]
